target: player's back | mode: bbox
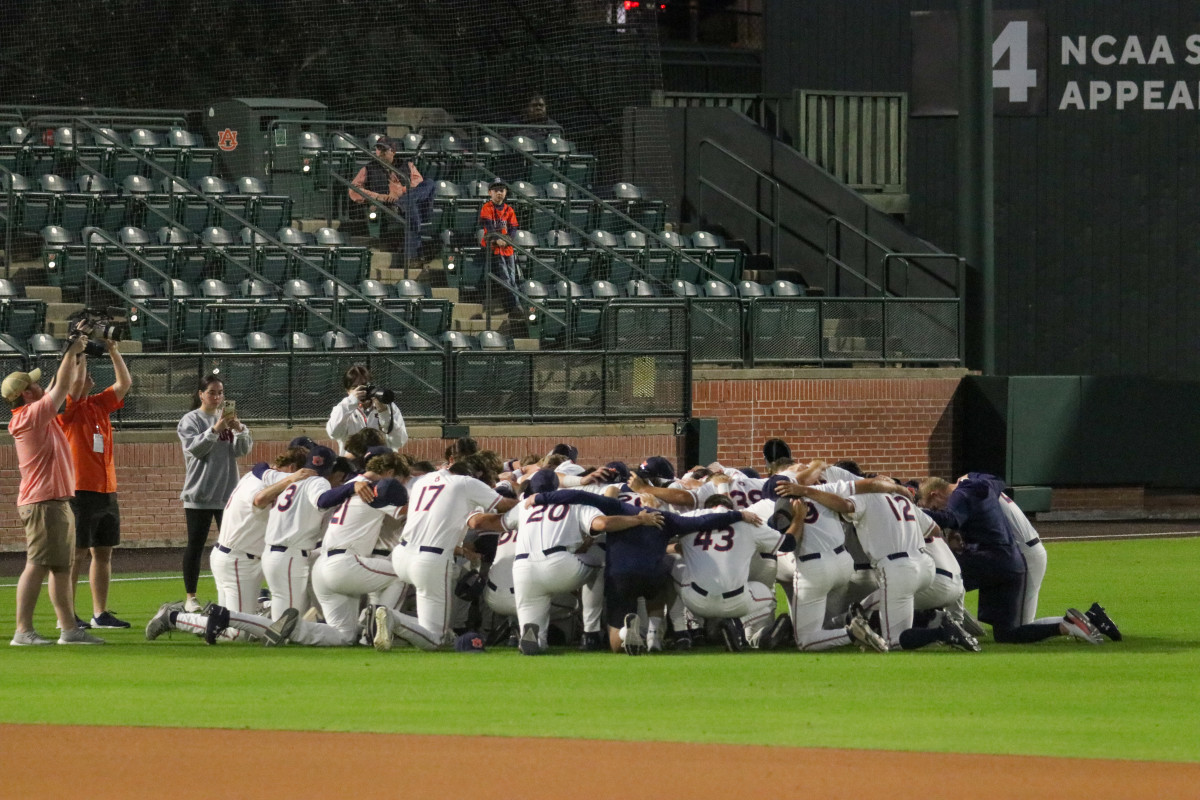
[516,501,600,556]
[402,471,501,552]
[998,492,1038,544]
[677,510,782,593]
[219,468,282,553]
[323,476,405,555]
[264,475,331,549]
[844,492,931,564]
[793,479,855,554]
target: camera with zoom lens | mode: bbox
[66,307,127,357]
[361,384,395,406]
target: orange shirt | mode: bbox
[10,392,75,506]
[59,387,124,494]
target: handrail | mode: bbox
[30,114,189,137]
[825,216,959,298]
[0,163,15,278]
[68,117,436,349]
[879,252,963,297]
[696,137,780,267]
[0,105,198,124]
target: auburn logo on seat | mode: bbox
[217,128,238,151]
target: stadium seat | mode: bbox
[772,279,805,297]
[283,278,316,299]
[366,330,399,350]
[476,330,510,350]
[322,330,360,350]
[203,331,237,351]
[590,280,621,298]
[29,333,61,354]
[246,331,279,351]
[122,278,156,300]
[403,330,436,351]
[0,279,17,298]
[556,280,589,298]
[359,279,389,299]
[626,279,657,297]
[441,330,472,350]
[702,280,734,297]
[671,280,699,297]
[738,280,768,298]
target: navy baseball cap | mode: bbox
[488,178,507,190]
[527,469,559,494]
[372,477,409,507]
[635,456,675,484]
[454,631,486,652]
[763,438,791,463]
[289,436,317,450]
[740,467,761,480]
[605,461,631,484]
[762,474,795,502]
[304,445,336,477]
[365,445,393,460]
[374,136,396,151]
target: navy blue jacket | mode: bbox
[534,490,743,578]
[925,473,1023,572]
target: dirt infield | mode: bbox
[5,724,1198,799]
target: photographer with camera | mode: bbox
[6,333,106,645]
[60,333,132,630]
[176,375,253,612]
[326,365,408,457]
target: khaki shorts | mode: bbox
[19,498,75,569]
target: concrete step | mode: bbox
[452,302,483,320]
[370,266,408,283]
[295,219,340,233]
[512,338,540,351]
[430,286,458,303]
[46,302,85,321]
[24,285,62,303]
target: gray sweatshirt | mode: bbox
[177,408,254,509]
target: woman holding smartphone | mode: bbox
[176,375,253,611]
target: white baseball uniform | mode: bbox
[999,492,1048,624]
[292,477,408,646]
[512,500,605,651]
[689,469,767,510]
[784,480,860,650]
[174,465,284,642]
[482,508,520,617]
[842,492,937,648]
[379,472,501,650]
[670,508,782,646]
[261,475,331,619]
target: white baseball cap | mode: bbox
[2,368,42,402]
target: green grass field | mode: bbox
[1,538,1196,762]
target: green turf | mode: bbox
[1,538,1197,761]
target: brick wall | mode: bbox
[0,370,962,550]
[0,431,679,550]
[691,373,959,478]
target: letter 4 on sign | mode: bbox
[993,21,1037,102]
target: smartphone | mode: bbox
[222,400,236,418]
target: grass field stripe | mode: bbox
[1048,531,1200,541]
[0,573,214,589]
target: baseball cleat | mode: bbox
[960,610,987,638]
[518,623,541,656]
[1063,608,1104,645]
[847,608,888,653]
[762,613,795,651]
[203,604,231,645]
[263,608,299,647]
[671,631,694,651]
[939,616,982,652]
[646,630,664,652]
[1086,602,1122,641]
[622,613,646,655]
[373,606,393,652]
[719,618,747,653]
[577,630,605,652]
[145,601,184,641]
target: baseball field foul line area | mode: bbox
[5,724,1198,800]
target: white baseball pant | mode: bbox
[298,552,407,646]
[262,546,312,620]
[381,546,455,650]
[1017,539,1048,625]
[791,548,855,651]
[671,562,775,646]
[513,551,598,650]
[872,552,935,648]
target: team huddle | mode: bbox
[145,436,1123,654]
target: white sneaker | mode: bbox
[373,606,393,652]
[847,615,888,653]
[622,613,645,656]
[11,630,55,646]
[646,630,664,652]
[58,627,105,645]
[183,597,202,613]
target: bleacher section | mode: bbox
[0,111,963,428]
